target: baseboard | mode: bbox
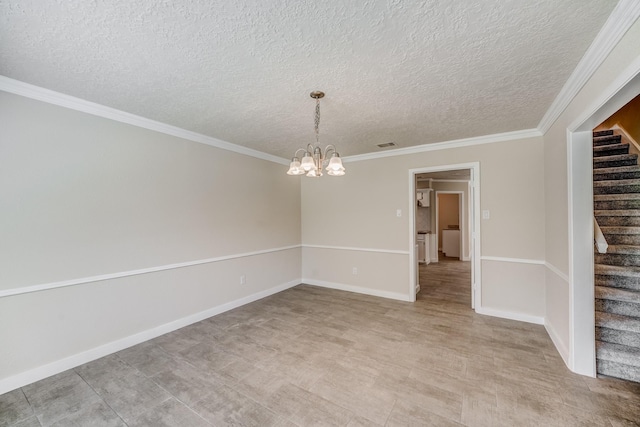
[303,278,412,302]
[475,306,544,325]
[0,279,301,395]
[544,320,570,368]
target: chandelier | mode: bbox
[287,91,345,177]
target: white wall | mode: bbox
[0,92,302,392]
[301,136,546,321]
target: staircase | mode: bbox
[593,128,640,383]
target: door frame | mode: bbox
[567,63,640,376]
[408,162,481,308]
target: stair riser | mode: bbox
[596,359,640,382]
[596,299,640,318]
[593,146,630,157]
[604,235,640,245]
[596,327,640,349]
[595,216,640,226]
[593,184,640,195]
[595,275,640,291]
[595,253,640,267]
[595,200,640,210]
[593,171,640,181]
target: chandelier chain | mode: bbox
[314,98,321,144]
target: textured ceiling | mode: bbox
[0,0,618,159]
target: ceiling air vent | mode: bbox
[377,142,396,148]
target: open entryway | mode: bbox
[408,163,481,308]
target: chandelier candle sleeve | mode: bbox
[286,91,345,177]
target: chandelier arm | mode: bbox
[293,148,307,159]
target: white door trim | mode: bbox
[566,58,640,377]
[408,162,480,308]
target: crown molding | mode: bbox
[537,0,640,134]
[0,76,290,166]
[343,128,542,163]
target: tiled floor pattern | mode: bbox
[2,258,640,426]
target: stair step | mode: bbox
[603,244,640,254]
[595,210,640,218]
[593,165,640,181]
[595,286,640,304]
[601,226,640,235]
[593,143,630,157]
[597,341,640,367]
[594,130,614,138]
[593,154,638,169]
[596,298,640,318]
[594,193,640,210]
[595,215,640,226]
[596,359,640,383]
[593,134,622,146]
[593,179,640,195]
[596,312,640,333]
[595,251,640,266]
[595,265,640,291]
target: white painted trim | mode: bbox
[537,0,640,133]
[303,279,412,302]
[475,307,544,325]
[481,256,545,265]
[544,262,570,284]
[0,279,300,395]
[611,124,640,153]
[301,244,409,255]
[0,245,301,298]
[409,162,481,308]
[344,129,541,163]
[0,76,289,166]
[569,56,640,133]
[431,179,470,183]
[545,320,570,366]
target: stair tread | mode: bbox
[594,154,638,162]
[594,193,640,201]
[601,226,640,235]
[596,341,640,367]
[596,312,640,333]
[596,286,640,303]
[595,264,640,277]
[595,210,640,217]
[593,165,640,174]
[593,142,629,151]
[593,178,640,187]
[604,244,640,254]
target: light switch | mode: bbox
[396,209,402,217]
[482,210,490,220]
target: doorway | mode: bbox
[408,163,480,309]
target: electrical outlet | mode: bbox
[352,267,358,275]
[240,275,246,284]
[482,210,490,220]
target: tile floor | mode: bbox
[2,259,640,426]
